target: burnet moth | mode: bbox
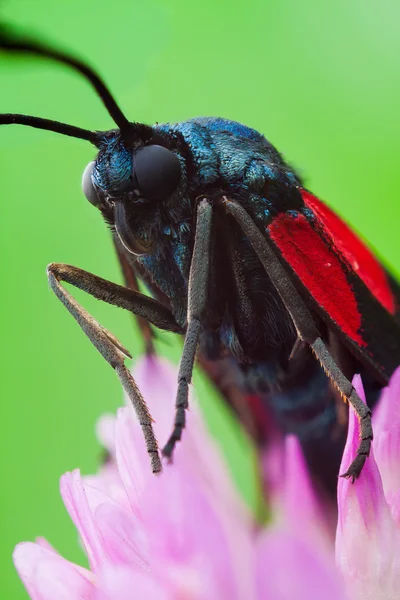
[1,26,399,487]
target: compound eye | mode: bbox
[133,145,181,201]
[82,161,101,206]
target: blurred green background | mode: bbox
[0,0,399,597]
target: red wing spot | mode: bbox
[301,189,395,315]
[268,211,366,346]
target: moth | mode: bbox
[2,27,399,486]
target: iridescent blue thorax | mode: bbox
[155,117,298,193]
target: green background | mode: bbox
[1,0,399,597]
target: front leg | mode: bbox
[47,263,182,474]
[162,199,213,459]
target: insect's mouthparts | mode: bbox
[113,200,153,256]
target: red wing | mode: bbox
[301,190,396,315]
[267,189,400,382]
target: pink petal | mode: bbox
[336,375,399,598]
[13,542,94,600]
[81,477,148,568]
[133,356,247,521]
[83,462,130,511]
[372,367,400,504]
[115,407,149,516]
[130,356,254,596]
[34,538,59,554]
[282,435,330,547]
[257,529,345,600]
[373,429,400,507]
[93,501,148,569]
[123,357,246,523]
[372,366,400,434]
[130,355,178,442]
[95,561,218,600]
[174,405,248,522]
[390,489,400,528]
[60,470,106,571]
[94,565,171,600]
[141,456,244,600]
[156,562,215,600]
[61,469,149,571]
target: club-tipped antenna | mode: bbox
[0,25,131,142]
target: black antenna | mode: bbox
[0,25,131,140]
[0,113,100,144]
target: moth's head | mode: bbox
[88,130,182,200]
[81,125,184,253]
[0,26,182,255]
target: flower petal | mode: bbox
[141,456,247,600]
[336,375,400,599]
[77,474,148,568]
[115,407,149,516]
[372,366,400,434]
[282,436,330,546]
[257,529,345,600]
[13,542,94,600]
[130,355,177,441]
[60,469,106,571]
[94,565,171,600]
[93,501,148,569]
[373,429,400,507]
[390,489,400,528]
[34,538,59,554]
[83,461,130,511]
[372,367,400,504]
[133,356,247,521]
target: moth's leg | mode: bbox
[47,263,182,332]
[162,199,212,459]
[222,197,372,481]
[113,236,155,354]
[310,339,372,480]
[47,264,182,474]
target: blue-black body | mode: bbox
[91,117,369,490]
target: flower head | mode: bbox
[336,371,400,600]
[13,358,400,599]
